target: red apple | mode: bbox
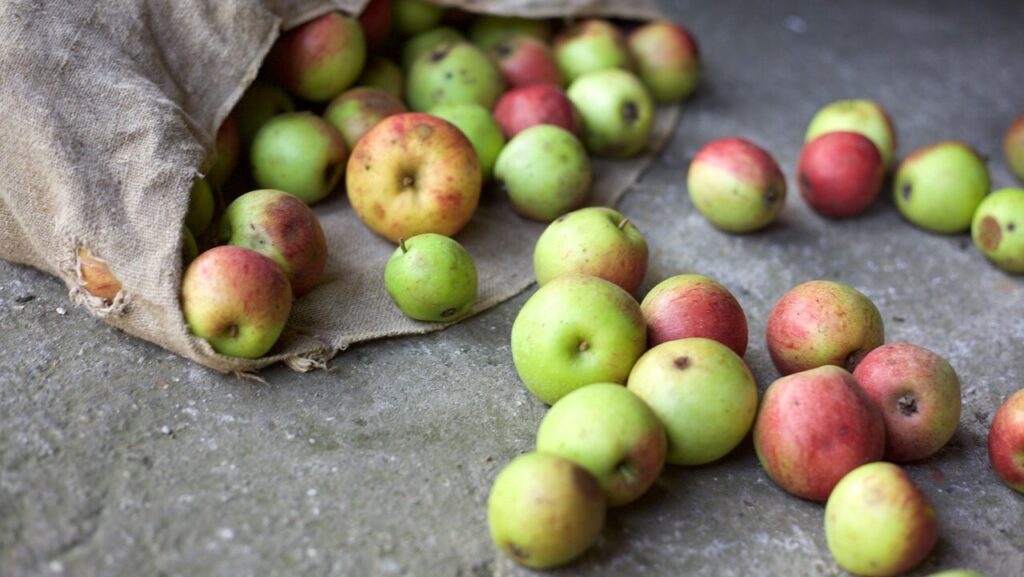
[267,12,366,102]
[640,274,748,356]
[490,36,564,89]
[798,131,885,218]
[493,85,582,140]
[358,0,392,48]
[687,137,787,233]
[989,388,1024,493]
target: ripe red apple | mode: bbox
[687,137,787,233]
[798,131,885,218]
[493,84,582,140]
[267,12,366,102]
[766,279,884,375]
[1005,114,1024,182]
[640,274,748,356]
[989,388,1024,493]
[358,0,392,48]
[853,343,961,462]
[346,113,481,242]
[753,365,886,501]
[627,21,700,103]
[490,36,564,89]
[325,87,407,150]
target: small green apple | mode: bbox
[469,15,551,50]
[567,69,654,158]
[250,112,347,205]
[429,103,505,181]
[894,140,989,234]
[971,187,1024,274]
[384,233,477,322]
[494,125,590,221]
[1005,114,1024,182]
[402,26,464,71]
[806,99,897,169]
[186,177,214,236]
[356,57,404,100]
[392,0,445,36]
[553,19,633,83]
[406,41,505,112]
[233,80,296,150]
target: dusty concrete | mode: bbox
[2,0,1024,575]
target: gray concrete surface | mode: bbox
[3,0,1024,575]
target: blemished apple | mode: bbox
[384,233,477,322]
[805,99,898,169]
[208,112,239,188]
[250,112,348,205]
[971,187,1024,274]
[553,19,633,83]
[488,452,605,570]
[894,140,990,234]
[536,383,667,507]
[627,21,700,103]
[186,177,214,236]
[798,131,885,218]
[77,248,121,301]
[627,338,758,466]
[490,36,564,89]
[406,41,505,112]
[401,26,464,71]
[356,58,404,101]
[640,274,748,356]
[754,365,886,501]
[325,87,407,150]
[220,189,328,296]
[765,279,884,375]
[687,137,786,233]
[853,343,961,462]
[988,388,1024,493]
[233,80,296,150]
[358,0,392,48]
[567,69,654,158]
[470,15,551,50]
[267,12,366,102]
[346,112,481,242]
[493,84,582,140]
[392,0,444,36]
[493,125,591,222]
[429,103,505,182]
[532,207,647,294]
[180,245,292,359]
[510,274,646,405]
[825,462,938,576]
[1005,114,1024,182]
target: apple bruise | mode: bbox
[977,215,1002,251]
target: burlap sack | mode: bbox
[0,0,678,373]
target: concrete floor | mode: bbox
[2,0,1024,575]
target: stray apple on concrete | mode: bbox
[894,140,990,234]
[325,87,407,151]
[494,125,591,222]
[687,137,786,233]
[988,388,1024,493]
[797,131,885,218]
[1004,114,1024,183]
[805,99,898,170]
[267,12,366,102]
[250,112,348,205]
[971,187,1024,274]
[640,274,748,356]
[384,233,477,322]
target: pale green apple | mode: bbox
[186,177,214,236]
[429,103,505,181]
[402,26,464,71]
[806,99,897,169]
[233,80,295,149]
[356,57,404,100]
[567,69,654,158]
[553,19,633,83]
[406,41,505,112]
[384,233,477,322]
[494,125,590,220]
[971,187,1024,274]
[250,112,347,205]
[392,0,444,36]
[894,140,989,234]
[469,15,551,50]
[687,137,786,233]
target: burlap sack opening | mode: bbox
[0,0,678,373]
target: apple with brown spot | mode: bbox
[989,388,1024,493]
[641,274,748,356]
[798,131,885,218]
[267,12,366,102]
[490,36,564,89]
[325,87,407,150]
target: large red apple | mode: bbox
[798,131,885,218]
[490,36,564,89]
[640,274,748,356]
[493,85,582,140]
[267,12,366,102]
[989,388,1024,493]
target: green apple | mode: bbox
[250,112,347,205]
[536,383,666,507]
[627,338,758,465]
[971,187,1024,274]
[494,125,590,221]
[825,462,939,576]
[567,69,654,158]
[182,226,198,265]
[186,177,214,236]
[233,80,295,150]
[356,57,404,100]
[384,233,477,322]
[266,12,366,102]
[488,452,605,569]
[469,15,551,50]
[687,137,786,233]
[553,19,633,83]
[402,26,464,71]
[406,41,505,112]
[806,99,897,169]
[894,140,989,234]
[429,103,505,181]
[510,274,646,405]
[325,87,407,150]
[627,21,700,103]
[392,0,444,36]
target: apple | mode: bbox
[186,177,215,236]
[926,572,986,577]
[971,187,1024,274]
[853,343,961,462]
[208,112,240,187]
[627,21,700,103]
[325,87,407,150]
[384,233,477,322]
[490,36,564,89]
[220,189,328,296]
[402,26,464,71]
[406,41,505,112]
[567,69,654,158]
[766,279,884,375]
[77,248,121,301]
[754,365,886,500]
[358,0,392,48]
[510,274,646,405]
[266,12,366,102]
[988,388,1024,493]
[627,338,758,466]
[470,15,551,50]
[493,125,590,222]
[487,452,605,569]
[392,0,444,36]
[536,383,667,507]
[428,103,505,181]
[1005,114,1024,182]
[825,462,938,576]
[250,112,347,205]
[233,80,295,150]
[640,274,748,356]
[797,131,885,218]
[553,19,633,83]
[895,140,990,234]
[346,112,480,242]
[493,84,581,140]
[805,99,898,169]
[182,226,198,265]
[180,245,292,359]
[532,207,647,294]
[356,58,404,100]
[687,137,786,233]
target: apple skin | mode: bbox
[267,12,366,102]
[346,112,481,242]
[894,140,990,234]
[553,19,633,83]
[627,338,758,466]
[220,189,328,297]
[487,452,605,570]
[753,365,886,501]
[640,274,748,356]
[470,15,551,50]
[825,462,938,576]
[325,87,407,151]
[567,69,654,158]
[233,80,295,150]
[180,245,292,359]
[428,103,505,182]
[401,26,464,71]
[533,207,647,294]
[853,343,961,462]
[406,41,506,112]
[208,112,240,188]
[766,279,884,375]
[186,177,215,236]
[536,383,667,507]
[77,248,122,301]
[356,58,404,100]
[627,21,700,103]
[250,112,348,205]
[392,0,444,36]
[493,84,581,140]
[357,0,391,48]
[1005,114,1024,182]
[384,233,477,322]
[971,187,1024,274]
[510,274,646,405]
[493,125,591,222]
[687,137,786,233]
[988,388,1024,493]
[490,36,564,89]
[798,131,885,218]
[806,99,898,170]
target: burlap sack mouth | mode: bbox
[0,0,678,374]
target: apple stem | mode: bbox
[618,218,631,230]
[399,238,408,254]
